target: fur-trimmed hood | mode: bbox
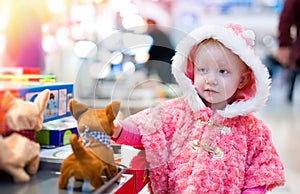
[172,24,271,118]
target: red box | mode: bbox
[113,174,135,194]
[125,168,149,193]
[114,145,150,193]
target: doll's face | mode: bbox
[193,39,250,110]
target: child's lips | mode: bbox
[204,89,218,94]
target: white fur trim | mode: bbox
[172,24,271,118]
[243,30,255,46]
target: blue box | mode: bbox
[16,82,74,122]
[36,117,78,148]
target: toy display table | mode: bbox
[0,152,134,194]
[0,141,149,194]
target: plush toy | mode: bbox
[0,89,50,182]
[58,99,120,190]
[2,89,50,131]
[0,133,40,182]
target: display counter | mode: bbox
[0,152,134,194]
[0,143,150,194]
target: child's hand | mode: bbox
[112,111,124,138]
[112,119,122,138]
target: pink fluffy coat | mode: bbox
[128,98,285,193]
[117,24,286,193]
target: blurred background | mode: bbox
[0,0,283,87]
[0,0,286,104]
[1,0,299,193]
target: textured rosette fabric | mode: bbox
[129,98,285,193]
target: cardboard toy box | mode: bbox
[0,82,73,123]
[36,117,78,148]
[17,82,73,122]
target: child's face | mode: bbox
[193,40,249,110]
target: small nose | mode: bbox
[205,73,217,85]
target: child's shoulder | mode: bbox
[158,97,194,117]
[162,97,190,109]
[237,114,270,135]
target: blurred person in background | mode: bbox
[3,0,49,72]
[276,0,300,102]
[145,18,176,84]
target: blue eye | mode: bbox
[219,69,228,74]
[200,68,208,73]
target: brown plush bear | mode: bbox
[58,99,120,190]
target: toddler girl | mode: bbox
[112,24,285,194]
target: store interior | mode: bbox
[0,0,299,193]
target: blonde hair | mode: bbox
[196,38,249,72]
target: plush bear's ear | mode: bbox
[34,89,50,114]
[105,101,120,133]
[112,101,121,115]
[69,99,89,120]
[105,101,120,119]
[2,91,17,112]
